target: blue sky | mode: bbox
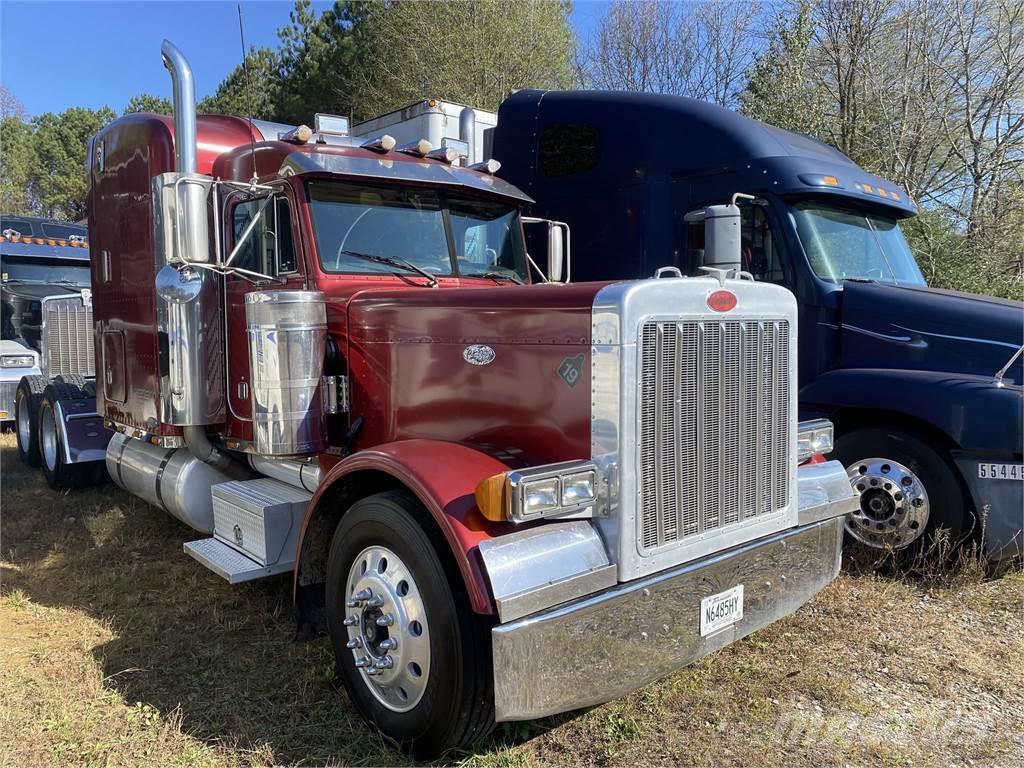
[1,0,608,118]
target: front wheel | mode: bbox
[834,427,970,555]
[325,490,495,758]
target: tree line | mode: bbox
[1,0,1020,299]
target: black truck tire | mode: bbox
[834,427,970,557]
[325,490,495,758]
[15,375,48,467]
[38,385,97,489]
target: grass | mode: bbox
[2,431,1022,767]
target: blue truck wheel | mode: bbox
[835,428,970,558]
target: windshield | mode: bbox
[308,180,528,282]
[791,202,925,286]
[1,255,90,287]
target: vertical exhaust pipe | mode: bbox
[161,39,197,175]
[459,107,476,164]
[157,40,229,466]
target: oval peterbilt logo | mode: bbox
[707,290,738,312]
[463,344,496,366]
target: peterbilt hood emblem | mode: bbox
[463,344,495,366]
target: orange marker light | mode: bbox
[822,175,839,186]
[861,184,874,194]
[475,472,509,522]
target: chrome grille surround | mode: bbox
[41,295,95,379]
[591,277,799,581]
[637,318,791,554]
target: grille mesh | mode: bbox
[638,319,790,552]
[44,299,94,378]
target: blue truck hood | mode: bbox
[838,281,1024,383]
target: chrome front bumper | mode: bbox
[491,514,845,721]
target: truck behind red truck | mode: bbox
[16,41,858,757]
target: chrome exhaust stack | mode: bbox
[161,40,198,177]
[459,107,476,164]
[154,40,227,463]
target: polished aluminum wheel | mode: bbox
[845,457,929,549]
[40,402,58,472]
[16,389,31,451]
[344,545,430,712]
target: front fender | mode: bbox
[295,439,518,614]
[800,368,1023,454]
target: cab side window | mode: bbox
[231,195,296,276]
[684,205,785,284]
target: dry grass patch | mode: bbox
[2,431,1022,767]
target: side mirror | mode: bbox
[547,223,564,283]
[521,216,571,283]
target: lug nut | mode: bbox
[354,656,370,668]
[346,638,363,650]
[380,638,398,650]
[376,613,394,627]
[343,615,358,627]
[376,655,394,669]
[366,595,385,608]
[346,588,373,608]
[366,665,381,676]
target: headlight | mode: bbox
[798,419,834,462]
[0,354,36,368]
[522,477,560,517]
[475,460,599,523]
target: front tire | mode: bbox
[834,427,970,556]
[15,375,47,467]
[325,490,495,758]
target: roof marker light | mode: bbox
[361,134,396,153]
[398,139,433,157]
[469,159,501,175]
[426,146,460,164]
[280,124,313,144]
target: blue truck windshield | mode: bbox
[1,255,91,287]
[791,202,925,286]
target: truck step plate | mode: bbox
[184,537,294,584]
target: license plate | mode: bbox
[700,584,744,637]
[978,463,1024,480]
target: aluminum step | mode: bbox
[184,537,293,584]
[211,477,312,567]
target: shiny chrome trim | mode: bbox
[591,277,800,581]
[797,459,859,526]
[504,460,599,523]
[248,455,321,492]
[39,294,95,380]
[478,521,615,623]
[492,516,844,721]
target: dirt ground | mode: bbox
[1,432,1022,767]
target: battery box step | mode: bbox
[184,537,294,584]
[184,476,312,584]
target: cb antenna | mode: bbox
[237,2,258,187]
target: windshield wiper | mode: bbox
[336,248,438,287]
[466,270,524,285]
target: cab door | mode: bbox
[223,189,305,434]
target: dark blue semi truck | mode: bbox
[490,89,1023,560]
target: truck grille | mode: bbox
[637,319,790,552]
[43,298,95,378]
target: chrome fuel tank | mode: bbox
[105,432,235,533]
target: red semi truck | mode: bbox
[23,41,858,755]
